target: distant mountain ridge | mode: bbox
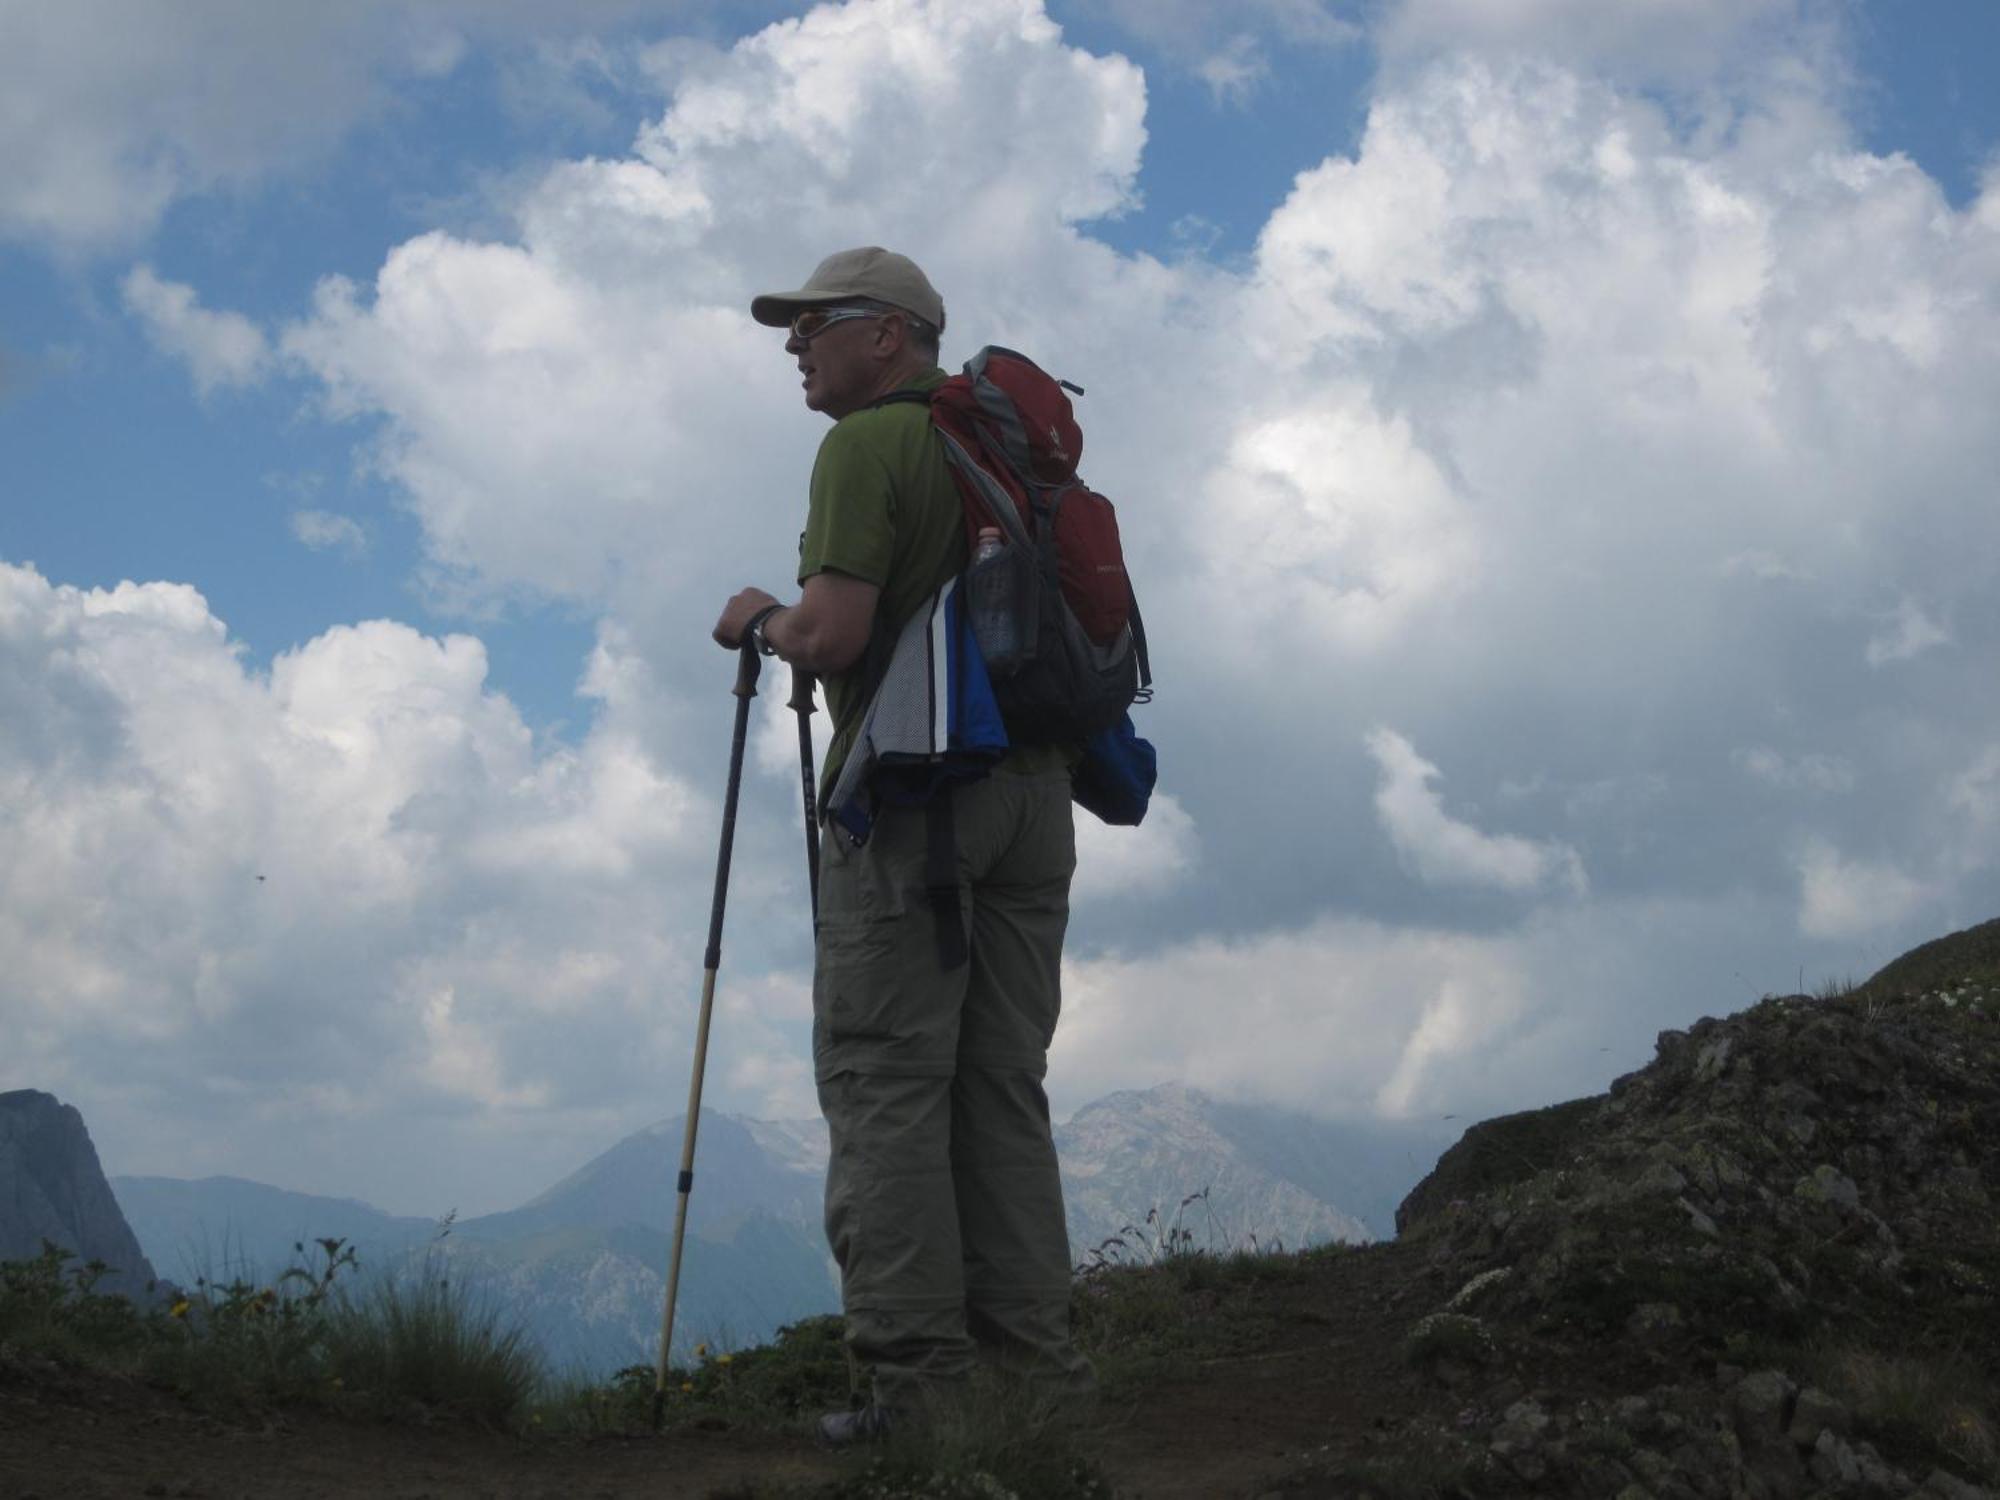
[101,1083,1429,1374]
[112,1174,437,1284]
[1055,1082,1405,1257]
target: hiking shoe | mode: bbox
[817,1403,895,1447]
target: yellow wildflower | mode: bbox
[168,1298,191,1319]
[716,1354,733,1366]
[681,1381,694,1393]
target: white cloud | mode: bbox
[121,265,271,395]
[1074,792,1197,902]
[1196,34,1268,108]
[1366,729,1587,897]
[1052,894,1774,1129]
[1946,747,2000,849]
[291,509,368,556]
[1196,398,1476,656]
[280,0,1151,633]
[1733,747,1855,795]
[13,0,2000,1212]
[0,560,829,1212]
[255,6,2000,1132]
[0,1,720,252]
[1796,839,1935,940]
[1865,599,1950,668]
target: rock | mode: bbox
[1730,1370,1804,1495]
[0,1090,161,1301]
[1695,1036,1734,1082]
[1795,1164,1862,1212]
[1678,1197,1719,1236]
[1853,1440,1909,1493]
[1627,1302,1684,1339]
[1812,1430,1862,1487]
[1632,1161,1689,1197]
[1919,1470,1994,1500]
[1786,1386,1850,1449]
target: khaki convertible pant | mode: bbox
[813,765,1095,1413]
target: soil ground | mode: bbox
[0,1240,1443,1500]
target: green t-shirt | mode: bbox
[798,368,962,797]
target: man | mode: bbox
[713,247,1094,1441]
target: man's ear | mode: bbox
[872,313,908,360]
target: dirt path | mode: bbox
[0,1243,1443,1499]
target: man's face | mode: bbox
[787,307,889,419]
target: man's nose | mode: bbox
[785,332,809,356]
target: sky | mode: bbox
[3,0,1998,1219]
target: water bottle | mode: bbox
[968,525,1022,673]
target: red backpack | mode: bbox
[890,346,1151,743]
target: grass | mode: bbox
[814,1372,1112,1500]
[536,1314,851,1436]
[0,1235,541,1428]
[1812,1344,2000,1483]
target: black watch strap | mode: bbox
[747,603,784,657]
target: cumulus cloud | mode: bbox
[121,266,271,395]
[1053,894,1772,1128]
[12,0,2000,1212]
[1949,747,2000,832]
[1366,729,1587,897]
[1073,793,1197,902]
[1796,839,1936,940]
[216,4,2000,1114]
[279,0,1151,638]
[0,560,825,1211]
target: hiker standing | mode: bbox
[712,247,1096,1440]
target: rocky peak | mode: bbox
[1389,918,2000,1497]
[0,1090,160,1300]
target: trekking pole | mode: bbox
[653,639,761,1428]
[789,664,821,924]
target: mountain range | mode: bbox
[104,1083,1445,1375]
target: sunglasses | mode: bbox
[788,306,886,342]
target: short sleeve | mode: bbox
[798,421,897,587]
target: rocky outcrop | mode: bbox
[1387,920,2000,1498]
[0,1090,160,1300]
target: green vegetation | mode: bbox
[0,1234,538,1427]
[814,1374,1111,1500]
[1855,915,2000,1002]
[1813,1343,2000,1481]
[538,1315,850,1436]
[543,1314,1113,1498]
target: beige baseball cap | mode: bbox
[750,246,946,332]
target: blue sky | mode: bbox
[3,0,1998,1216]
[4,0,1993,715]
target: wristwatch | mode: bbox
[747,604,783,657]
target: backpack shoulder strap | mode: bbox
[865,389,933,411]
